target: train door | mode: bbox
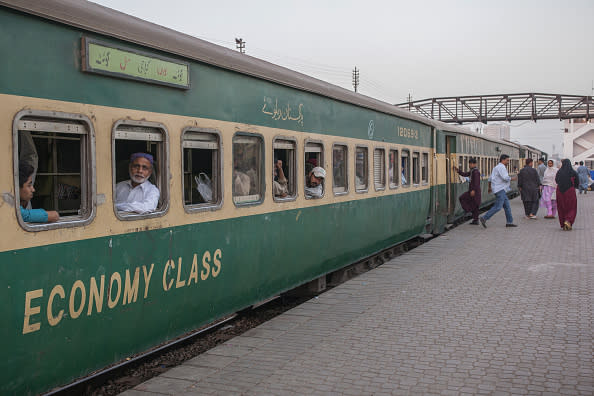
[445,135,456,216]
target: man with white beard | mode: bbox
[115,153,160,214]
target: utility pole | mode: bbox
[352,67,359,93]
[406,93,413,111]
[235,38,245,54]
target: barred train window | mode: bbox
[233,134,263,205]
[401,149,410,186]
[304,142,323,175]
[182,129,221,211]
[373,148,386,190]
[273,138,296,200]
[14,110,95,230]
[422,153,429,184]
[412,151,420,185]
[333,144,348,194]
[113,121,168,220]
[355,146,368,192]
[304,141,324,199]
[389,149,399,188]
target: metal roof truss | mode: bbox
[397,93,593,123]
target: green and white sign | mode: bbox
[82,38,190,89]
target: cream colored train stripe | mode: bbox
[1,94,434,252]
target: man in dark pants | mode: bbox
[517,158,541,219]
[454,157,481,225]
[480,154,517,228]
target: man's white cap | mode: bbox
[312,166,326,178]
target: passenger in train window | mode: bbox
[273,159,289,198]
[18,161,59,223]
[115,153,160,214]
[305,166,325,198]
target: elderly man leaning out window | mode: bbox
[115,152,160,214]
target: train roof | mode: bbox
[0,0,433,126]
[429,119,519,148]
[0,0,541,154]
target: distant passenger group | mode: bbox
[454,155,590,232]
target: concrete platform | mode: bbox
[122,194,593,395]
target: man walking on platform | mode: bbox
[480,154,518,228]
[454,157,481,225]
[517,158,541,219]
[537,157,546,184]
[576,161,589,194]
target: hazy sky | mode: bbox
[90,0,594,155]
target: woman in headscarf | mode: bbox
[555,159,579,230]
[540,159,558,218]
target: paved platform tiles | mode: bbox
[122,194,593,396]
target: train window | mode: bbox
[304,141,324,199]
[233,134,263,205]
[113,120,169,220]
[182,128,222,212]
[355,146,368,192]
[273,138,297,201]
[422,152,429,184]
[13,110,96,230]
[401,149,410,186]
[373,148,386,190]
[412,151,420,185]
[332,144,348,194]
[389,149,399,188]
[458,156,464,174]
[305,141,323,174]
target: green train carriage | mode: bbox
[0,1,526,394]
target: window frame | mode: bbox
[332,143,349,196]
[480,157,485,178]
[412,151,420,186]
[232,132,265,207]
[272,136,298,202]
[354,145,369,193]
[13,109,96,231]
[373,146,386,191]
[401,149,411,187]
[112,119,170,221]
[304,139,325,200]
[389,148,399,189]
[181,127,223,213]
[421,152,429,185]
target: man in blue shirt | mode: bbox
[480,154,517,228]
[576,161,589,194]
